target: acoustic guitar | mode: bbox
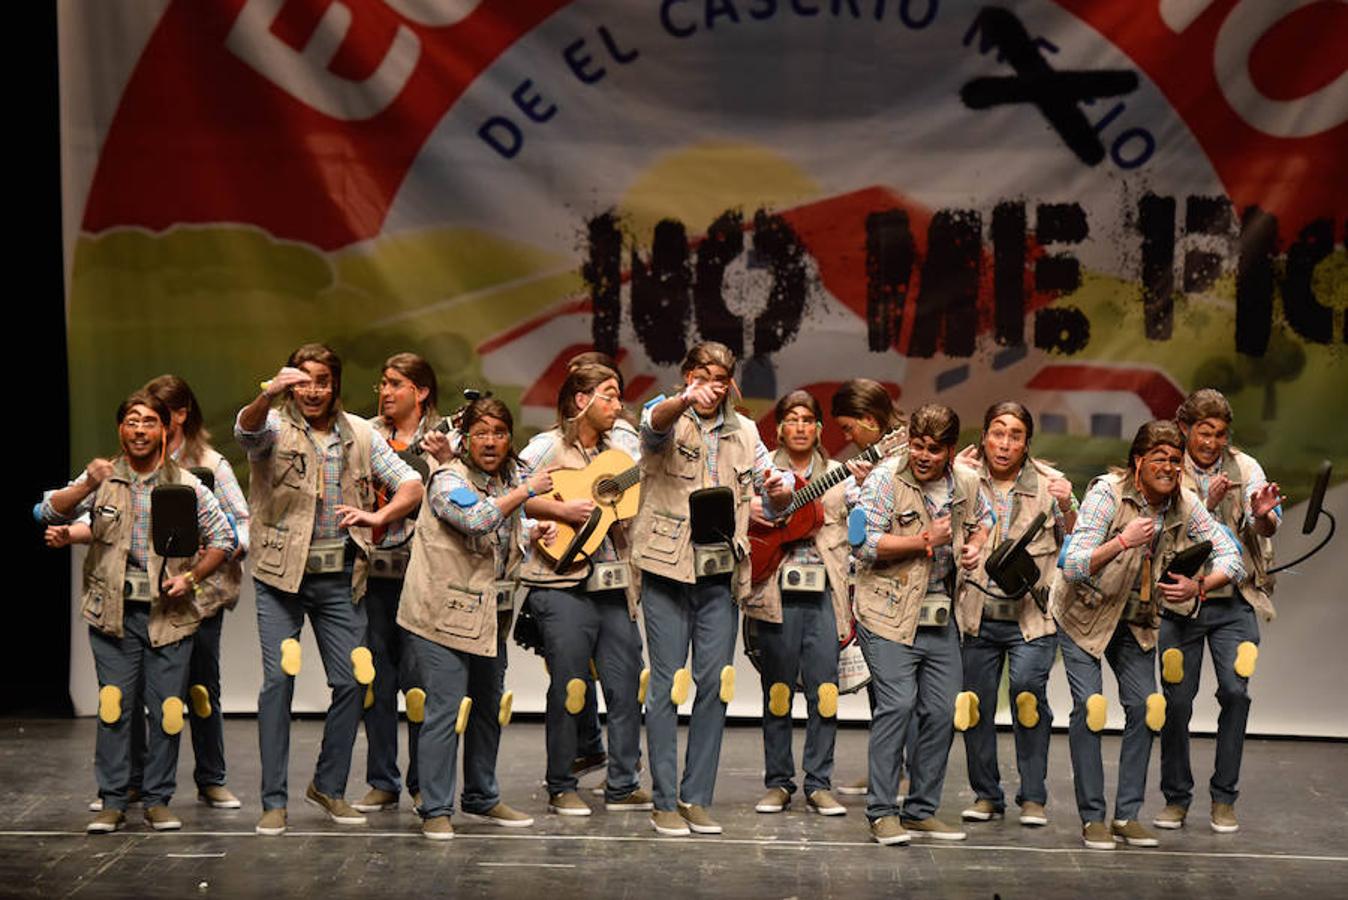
[536,449,641,567]
[748,430,906,584]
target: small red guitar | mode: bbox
[748,430,906,584]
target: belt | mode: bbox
[918,594,952,628]
[123,569,153,603]
[306,538,348,575]
[982,597,1020,622]
[368,546,411,580]
[780,563,826,593]
[583,560,630,593]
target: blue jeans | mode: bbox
[1159,597,1259,808]
[188,611,228,789]
[361,575,421,796]
[642,572,738,811]
[254,568,367,810]
[960,619,1057,808]
[528,587,644,802]
[857,616,962,822]
[755,589,838,795]
[1059,623,1156,823]
[88,604,193,810]
[410,626,509,818]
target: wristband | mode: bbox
[526,484,537,499]
[921,530,933,558]
[1116,534,1129,553]
[1197,578,1207,604]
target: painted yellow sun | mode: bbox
[618,142,820,241]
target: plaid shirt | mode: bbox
[855,462,993,593]
[1186,453,1281,527]
[776,450,830,568]
[236,408,418,541]
[370,413,442,549]
[43,468,236,570]
[1063,478,1244,586]
[428,465,519,579]
[518,422,641,564]
[173,446,251,554]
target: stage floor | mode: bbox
[1,717,1344,898]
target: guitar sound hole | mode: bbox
[594,478,618,502]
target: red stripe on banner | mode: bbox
[1026,364,1185,419]
[477,296,592,356]
[81,0,572,249]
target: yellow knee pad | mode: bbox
[670,668,692,706]
[1161,648,1184,684]
[1234,642,1258,678]
[280,638,302,676]
[565,678,587,715]
[189,684,212,719]
[638,668,650,705]
[719,666,735,703]
[351,646,375,685]
[1015,691,1039,729]
[455,697,473,735]
[818,682,839,719]
[363,684,374,710]
[1145,693,1166,732]
[1085,693,1107,732]
[405,688,426,724]
[499,690,514,727]
[98,685,122,725]
[768,682,791,717]
[954,691,980,731]
[161,697,186,736]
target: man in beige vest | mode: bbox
[43,390,236,833]
[1156,389,1282,835]
[852,404,992,846]
[634,341,793,837]
[236,343,422,836]
[1057,420,1242,851]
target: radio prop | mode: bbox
[151,483,200,597]
[690,486,737,578]
[1156,540,1213,619]
[1270,460,1335,574]
[188,466,215,492]
[978,511,1049,612]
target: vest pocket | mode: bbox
[82,574,109,625]
[855,577,908,622]
[664,444,701,480]
[434,587,486,639]
[734,465,754,502]
[165,596,202,628]
[641,512,686,565]
[255,523,291,577]
[1059,583,1109,634]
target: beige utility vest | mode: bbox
[397,459,521,657]
[955,457,1063,641]
[248,404,376,601]
[1050,473,1203,658]
[854,461,982,647]
[631,405,760,601]
[1182,449,1276,622]
[742,450,852,641]
[518,428,640,618]
[181,446,244,618]
[81,459,203,647]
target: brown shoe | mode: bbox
[650,809,690,836]
[351,788,399,812]
[86,809,125,834]
[304,783,367,825]
[570,752,608,778]
[197,785,242,809]
[1082,820,1114,850]
[548,791,592,817]
[961,799,1004,822]
[605,788,654,811]
[422,815,454,841]
[144,806,182,831]
[1153,804,1186,830]
[900,816,967,841]
[89,787,141,812]
[755,787,791,814]
[677,801,722,834]
[806,790,846,817]
[836,775,868,796]
[463,803,534,828]
[1019,801,1048,827]
[1210,803,1239,834]
[869,816,910,845]
[1111,819,1159,847]
[255,808,287,836]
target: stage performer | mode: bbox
[746,390,852,818]
[1057,420,1241,851]
[1154,389,1281,834]
[519,362,650,817]
[43,390,235,833]
[397,397,552,839]
[634,341,793,837]
[853,403,991,845]
[953,402,1075,828]
[236,343,423,836]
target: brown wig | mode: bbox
[909,403,961,448]
[556,363,622,445]
[1175,388,1233,427]
[144,374,212,466]
[773,389,825,457]
[458,396,520,476]
[287,343,343,398]
[383,351,439,417]
[830,378,904,433]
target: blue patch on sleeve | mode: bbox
[643,393,667,410]
[848,508,868,547]
[1057,534,1072,569]
[31,502,42,523]
[448,486,480,509]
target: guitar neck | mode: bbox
[606,464,642,494]
[787,445,881,511]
